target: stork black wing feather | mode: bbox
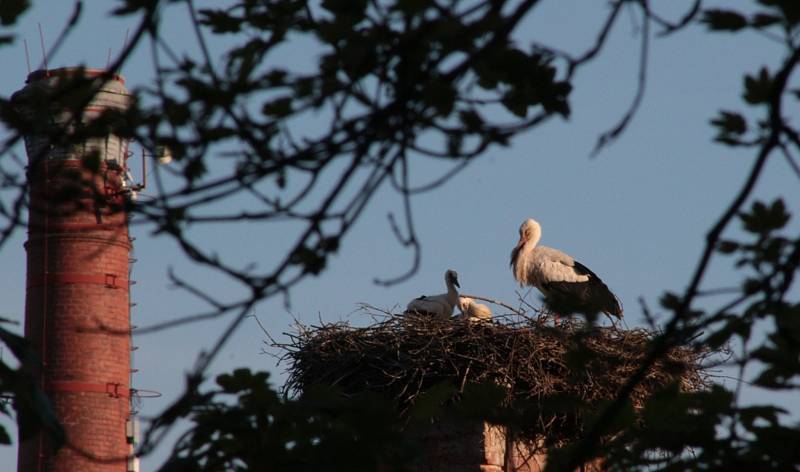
[572,261,601,280]
[544,261,623,320]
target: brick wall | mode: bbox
[19,157,132,471]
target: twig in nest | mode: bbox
[460,293,526,317]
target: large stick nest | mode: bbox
[281,311,708,441]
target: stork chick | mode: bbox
[458,297,492,323]
[405,269,460,319]
[510,218,622,323]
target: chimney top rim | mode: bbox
[26,67,126,85]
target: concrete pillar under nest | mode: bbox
[416,419,603,472]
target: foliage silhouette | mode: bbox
[0,0,797,471]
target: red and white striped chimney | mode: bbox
[14,68,134,472]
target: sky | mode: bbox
[1,0,799,469]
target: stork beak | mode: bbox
[454,277,460,288]
[510,238,524,266]
[515,235,525,250]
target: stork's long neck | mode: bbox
[446,279,459,306]
[528,225,542,249]
[514,231,540,285]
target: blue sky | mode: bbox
[1,1,798,469]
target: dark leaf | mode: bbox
[751,12,782,28]
[717,240,740,254]
[743,278,762,295]
[318,236,339,253]
[710,111,747,136]
[290,246,326,275]
[407,381,455,422]
[321,0,367,20]
[199,9,242,34]
[702,9,749,31]
[501,94,529,118]
[262,97,293,117]
[758,0,800,26]
[585,398,636,436]
[0,325,32,364]
[423,79,456,116]
[739,198,790,233]
[111,0,154,16]
[394,0,429,15]
[459,110,484,132]
[0,0,29,25]
[743,67,773,105]
[705,317,739,348]
[183,158,207,181]
[739,405,785,430]
[659,292,682,311]
[456,382,505,419]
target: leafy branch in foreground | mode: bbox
[1,1,799,470]
[159,369,420,472]
[1,0,659,455]
[559,2,800,469]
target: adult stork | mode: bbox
[405,269,460,319]
[510,218,622,322]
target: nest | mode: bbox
[281,311,708,442]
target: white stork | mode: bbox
[405,269,460,319]
[510,218,622,322]
[457,297,492,323]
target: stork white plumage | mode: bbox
[510,218,622,322]
[405,269,460,319]
[457,297,492,323]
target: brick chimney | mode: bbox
[14,68,133,472]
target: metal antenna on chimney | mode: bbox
[107,29,130,74]
[37,23,48,71]
[23,38,31,74]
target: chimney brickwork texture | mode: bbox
[14,68,133,472]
